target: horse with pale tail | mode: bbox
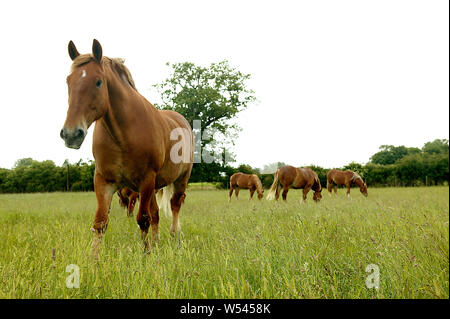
[229,173,264,201]
[60,39,193,257]
[326,169,367,197]
[266,166,322,203]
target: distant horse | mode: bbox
[326,169,367,197]
[229,173,264,201]
[117,187,139,217]
[266,166,322,203]
[60,40,193,256]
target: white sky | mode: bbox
[0,0,448,170]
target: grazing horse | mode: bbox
[266,166,322,203]
[229,173,264,201]
[117,187,139,217]
[326,169,367,197]
[60,40,193,256]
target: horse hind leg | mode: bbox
[229,184,235,202]
[169,192,186,237]
[282,185,289,201]
[327,181,333,197]
[169,181,190,239]
[127,192,138,217]
[275,184,281,201]
[235,188,240,199]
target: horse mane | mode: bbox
[351,172,363,183]
[252,174,263,192]
[314,175,322,191]
[70,54,137,90]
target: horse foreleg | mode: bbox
[137,173,157,251]
[249,187,255,200]
[302,186,311,204]
[91,172,116,259]
[346,183,351,198]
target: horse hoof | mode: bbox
[170,231,183,240]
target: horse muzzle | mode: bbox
[60,127,87,149]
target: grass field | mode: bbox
[0,187,448,299]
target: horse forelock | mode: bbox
[70,54,136,90]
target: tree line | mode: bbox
[0,139,447,193]
[1,61,446,193]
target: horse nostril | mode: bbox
[75,128,85,138]
[60,129,66,139]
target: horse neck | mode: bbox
[99,67,156,146]
[250,174,262,193]
[255,178,263,194]
[353,177,363,188]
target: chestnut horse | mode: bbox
[60,40,193,256]
[117,187,139,217]
[229,172,264,201]
[326,169,367,197]
[266,166,322,203]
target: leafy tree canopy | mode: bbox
[422,139,449,155]
[370,145,421,165]
[153,60,256,158]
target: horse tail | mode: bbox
[266,169,280,200]
[156,184,174,218]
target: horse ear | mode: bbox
[92,39,103,63]
[68,41,80,61]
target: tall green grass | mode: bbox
[0,187,448,298]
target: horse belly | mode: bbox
[155,161,189,189]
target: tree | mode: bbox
[308,165,328,187]
[395,154,424,186]
[370,145,420,165]
[422,139,449,155]
[236,164,260,175]
[153,60,256,159]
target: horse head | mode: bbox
[313,189,322,202]
[360,181,368,197]
[60,39,109,149]
[257,189,264,200]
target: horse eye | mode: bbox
[96,79,102,88]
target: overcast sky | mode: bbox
[0,0,448,170]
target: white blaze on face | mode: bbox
[81,70,87,78]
